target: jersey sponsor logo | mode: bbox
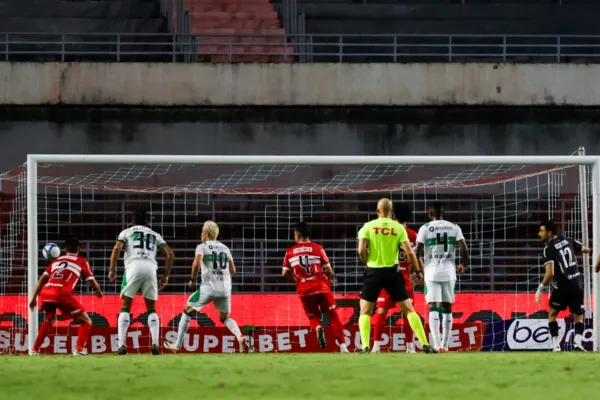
[373,227,398,236]
[292,246,314,254]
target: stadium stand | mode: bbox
[0,0,173,62]
[177,0,292,63]
[272,0,600,62]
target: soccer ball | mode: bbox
[42,243,61,260]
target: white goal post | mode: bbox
[22,154,600,353]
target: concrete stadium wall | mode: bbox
[1,114,599,172]
[2,62,600,106]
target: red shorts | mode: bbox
[300,291,337,320]
[376,281,414,310]
[40,292,85,320]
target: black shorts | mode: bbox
[549,286,584,315]
[360,267,409,303]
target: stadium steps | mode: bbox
[178,0,293,62]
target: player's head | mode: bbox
[539,220,558,241]
[394,203,412,224]
[427,202,444,220]
[64,237,80,254]
[294,221,310,243]
[376,198,393,218]
[202,220,219,241]
[132,208,149,226]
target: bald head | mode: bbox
[377,198,393,218]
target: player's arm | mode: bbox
[357,239,369,265]
[87,277,103,298]
[29,271,50,310]
[108,240,124,282]
[82,261,103,298]
[319,246,333,279]
[189,253,202,289]
[357,224,369,265]
[282,251,295,282]
[228,258,237,276]
[456,226,468,273]
[536,247,553,304]
[573,239,590,254]
[158,243,174,290]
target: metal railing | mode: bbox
[2,32,600,63]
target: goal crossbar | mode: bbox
[27,154,600,166]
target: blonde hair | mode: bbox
[203,220,219,240]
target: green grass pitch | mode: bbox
[2,353,600,399]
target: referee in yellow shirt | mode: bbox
[357,198,434,353]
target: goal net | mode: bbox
[0,155,597,354]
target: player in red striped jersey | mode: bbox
[371,204,422,353]
[283,222,349,353]
[29,237,103,356]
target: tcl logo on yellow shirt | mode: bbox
[373,227,398,236]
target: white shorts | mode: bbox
[121,262,158,301]
[187,286,231,314]
[425,280,456,304]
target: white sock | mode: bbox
[371,341,381,352]
[118,312,130,348]
[148,312,160,347]
[339,343,349,353]
[223,318,242,338]
[574,334,583,347]
[428,310,441,350]
[175,313,191,349]
[406,342,415,352]
[441,312,453,350]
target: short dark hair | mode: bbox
[540,220,558,235]
[294,221,310,239]
[132,208,149,225]
[64,237,80,253]
[394,203,412,223]
[428,202,444,218]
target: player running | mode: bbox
[29,237,103,356]
[536,220,590,352]
[164,220,251,353]
[371,204,421,354]
[357,198,433,354]
[415,202,468,353]
[109,208,174,355]
[282,222,349,353]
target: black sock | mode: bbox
[575,322,584,336]
[549,321,559,337]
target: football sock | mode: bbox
[147,312,160,346]
[33,320,52,352]
[549,320,559,338]
[372,312,386,342]
[325,310,346,345]
[118,311,131,348]
[75,321,92,353]
[308,317,321,331]
[223,318,242,339]
[358,314,371,349]
[574,322,584,346]
[428,308,441,349]
[408,311,430,347]
[441,310,453,350]
[403,314,414,343]
[175,313,191,349]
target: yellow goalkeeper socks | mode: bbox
[358,314,371,350]
[407,311,429,346]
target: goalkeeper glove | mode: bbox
[535,283,547,305]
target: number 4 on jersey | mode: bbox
[298,255,311,274]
